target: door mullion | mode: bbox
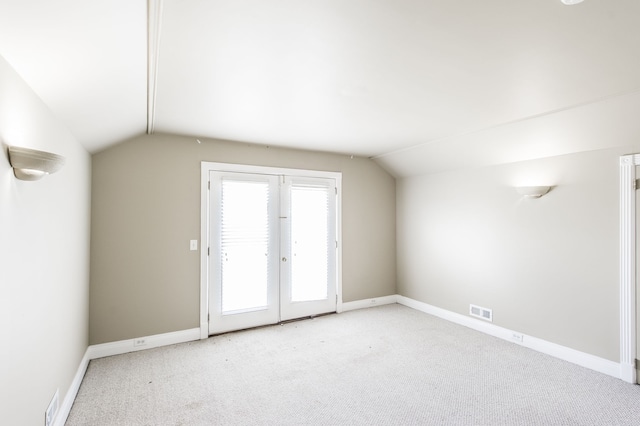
[279,176,291,321]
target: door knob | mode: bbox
[282,257,287,262]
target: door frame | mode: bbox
[619,154,638,383]
[199,162,343,338]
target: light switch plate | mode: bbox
[190,240,198,251]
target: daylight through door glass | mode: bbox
[290,184,329,302]
[220,179,270,313]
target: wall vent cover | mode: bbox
[45,389,59,426]
[470,304,493,322]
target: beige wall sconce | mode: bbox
[7,146,66,181]
[516,186,551,198]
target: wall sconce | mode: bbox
[7,146,65,181]
[516,186,551,198]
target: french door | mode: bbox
[204,164,340,335]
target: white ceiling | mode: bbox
[0,0,638,177]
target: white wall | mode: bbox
[0,56,91,425]
[396,148,629,362]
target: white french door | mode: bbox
[208,172,280,333]
[280,176,337,321]
[204,164,339,335]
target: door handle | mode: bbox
[282,257,287,262]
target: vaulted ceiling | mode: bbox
[0,0,638,176]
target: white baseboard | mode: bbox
[56,327,201,426]
[87,327,201,359]
[396,295,621,380]
[341,295,398,312]
[54,350,91,426]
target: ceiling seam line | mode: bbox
[147,0,163,134]
[371,87,640,160]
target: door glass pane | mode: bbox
[290,184,329,302]
[220,179,270,313]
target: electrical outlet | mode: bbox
[370,299,377,304]
[45,389,59,426]
[511,332,524,343]
[134,338,146,347]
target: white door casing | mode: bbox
[619,154,638,383]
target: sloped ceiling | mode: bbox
[0,0,638,177]
[0,0,147,153]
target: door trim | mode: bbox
[619,154,638,383]
[200,162,343,339]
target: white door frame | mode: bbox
[619,154,638,383]
[199,162,343,339]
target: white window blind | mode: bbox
[220,179,270,313]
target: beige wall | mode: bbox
[90,133,396,344]
[396,147,628,362]
[0,56,91,424]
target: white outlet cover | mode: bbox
[511,333,524,343]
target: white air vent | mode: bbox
[469,304,493,322]
[45,389,59,426]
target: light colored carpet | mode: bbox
[66,304,640,425]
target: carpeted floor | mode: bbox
[66,304,640,425]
